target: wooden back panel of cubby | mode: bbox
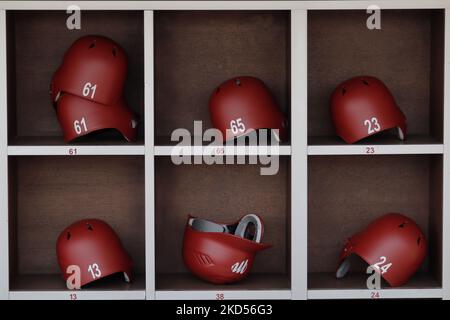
[7,11,144,140]
[154,11,291,138]
[10,156,145,275]
[155,157,290,275]
[308,10,444,139]
[308,155,442,279]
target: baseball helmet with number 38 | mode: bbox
[183,214,270,284]
[209,76,288,142]
[330,76,407,144]
[50,35,137,142]
[56,219,133,288]
[336,213,427,287]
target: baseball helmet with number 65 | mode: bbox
[336,213,426,287]
[209,76,288,142]
[56,219,133,288]
[330,76,407,144]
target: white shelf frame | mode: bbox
[308,288,443,300]
[155,290,292,300]
[9,290,146,301]
[308,144,444,156]
[0,0,448,301]
[7,145,145,156]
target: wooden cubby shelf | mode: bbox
[0,1,449,301]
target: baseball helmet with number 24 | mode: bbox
[336,213,426,287]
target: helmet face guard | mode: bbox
[51,35,128,106]
[336,213,427,287]
[56,219,133,289]
[209,76,288,142]
[330,76,407,144]
[55,93,137,142]
[183,214,270,284]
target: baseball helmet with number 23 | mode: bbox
[330,76,407,144]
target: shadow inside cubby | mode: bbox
[6,10,145,146]
[155,156,291,291]
[8,156,146,291]
[307,155,442,290]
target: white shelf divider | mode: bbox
[7,145,145,156]
[154,145,291,157]
[144,10,156,301]
[9,290,146,301]
[308,144,444,156]
[155,290,292,301]
[308,288,442,300]
[291,9,308,300]
[442,8,450,301]
[0,9,9,300]
[0,1,449,11]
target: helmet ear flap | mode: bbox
[234,214,263,243]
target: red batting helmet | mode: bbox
[330,76,407,144]
[183,214,270,284]
[336,213,427,287]
[55,93,137,142]
[51,35,127,106]
[57,219,133,288]
[209,76,288,142]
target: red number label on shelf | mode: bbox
[215,147,225,155]
[216,293,225,300]
[370,291,380,299]
[366,147,376,154]
[68,148,78,156]
[70,293,78,300]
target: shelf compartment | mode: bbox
[155,157,291,292]
[8,156,146,296]
[154,11,291,144]
[308,155,443,296]
[308,135,443,156]
[9,274,146,300]
[308,9,444,145]
[308,273,442,300]
[156,273,290,300]
[6,10,144,145]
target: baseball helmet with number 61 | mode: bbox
[50,35,137,142]
[330,76,407,144]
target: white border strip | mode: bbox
[442,8,450,301]
[291,9,308,300]
[144,10,155,301]
[9,290,146,300]
[8,145,145,156]
[308,144,444,156]
[0,10,9,301]
[154,145,291,156]
[308,289,443,300]
[0,1,447,10]
[156,290,292,300]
